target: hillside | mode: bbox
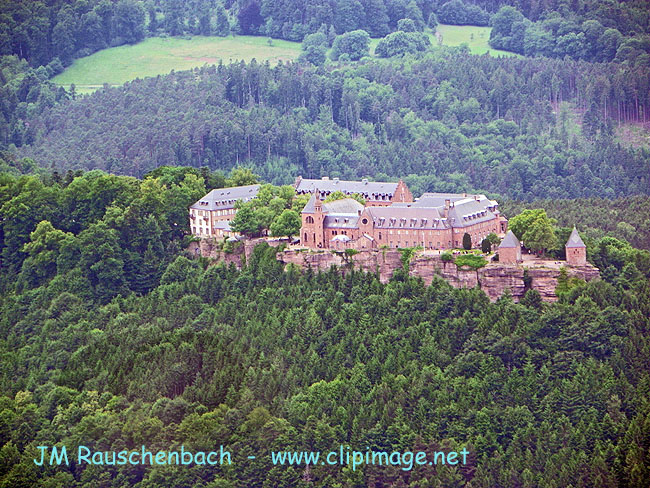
[52,36,301,94]
[20,51,650,201]
[501,196,650,250]
[52,26,510,95]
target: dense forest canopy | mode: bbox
[0,169,649,487]
[14,50,650,201]
[501,196,650,250]
[3,0,648,65]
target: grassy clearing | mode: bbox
[54,27,517,94]
[369,25,517,57]
[52,35,301,94]
[435,24,518,57]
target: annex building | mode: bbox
[189,184,260,239]
[300,180,507,251]
[294,176,413,206]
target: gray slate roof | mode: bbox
[365,206,449,230]
[413,193,488,207]
[447,198,497,228]
[324,215,361,228]
[322,198,364,214]
[499,230,520,249]
[191,184,261,211]
[302,195,364,216]
[295,177,399,201]
[301,193,317,214]
[566,227,586,248]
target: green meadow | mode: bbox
[55,27,517,94]
[435,24,518,56]
[369,24,517,57]
[52,35,301,94]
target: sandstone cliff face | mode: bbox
[279,249,600,302]
[197,241,600,302]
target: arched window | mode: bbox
[306,216,314,224]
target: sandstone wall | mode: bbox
[276,249,599,302]
[197,240,600,302]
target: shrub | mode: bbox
[441,251,454,262]
[454,254,487,270]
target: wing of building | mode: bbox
[189,184,260,238]
[300,186,507,250]
[294,176,413,206]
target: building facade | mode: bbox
[294,176,413,206]
[300,184,506,250]
[189,184,260,238]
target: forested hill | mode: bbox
[19,50,650,201]
[3,0,648,68]
[1,169,649,487]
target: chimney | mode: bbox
[321,176,329,181]
[463,192,467,197]
[358,209,362,216]
[333,177,339,184]
[474,194,479,201]
[294,175,302,188]
[362,178,368,184]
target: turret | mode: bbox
[565,226,586,266]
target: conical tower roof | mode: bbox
[565,226,586,248]
[499,230,520,249]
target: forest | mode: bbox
[2,0,648,66]
[11,48,649,202]
[0,168,649,487]
[500,196,650,251]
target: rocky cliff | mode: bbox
[195,240,600,302]
[276,249,600,302]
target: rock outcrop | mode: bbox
[196,241,600,302]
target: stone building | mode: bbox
[189,184,260,238]
[300,185,505,251]
[294,176,413,206]
[301,193,365,249]
[498,230,522,264]
[565,226,587,266]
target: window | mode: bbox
[304,233,307,242]
[379,232,382,240]
[306,216,314,224]
[361,218,368,225]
